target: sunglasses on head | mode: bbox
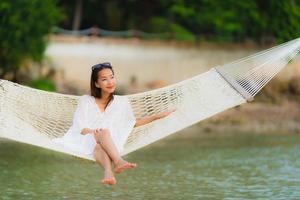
[91,62,112,71]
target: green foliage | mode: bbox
[59,0,300,43]
[166,0,262,42]
[28,78,56,92]
[149,17,169,33]
[0,0,61,81]
[256,0,300,42]
[169,23,196,42]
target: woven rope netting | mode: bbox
[0,38,299,161]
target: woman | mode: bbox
[56,62,176,185]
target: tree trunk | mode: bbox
[72,0,83,31]
[12,68,19,83]
[0,66,8,80]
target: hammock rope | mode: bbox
[0,37,299,161]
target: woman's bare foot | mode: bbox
[101,170,117,185]
[114,159,137,174]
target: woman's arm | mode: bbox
[80,128,94,135]
[73,95,91,135]
[134,108,176,127]
[134,115,157,127]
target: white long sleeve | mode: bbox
[51,95,90,154]
[53,94,137,156]
[72,95,89,133]
[124,97,137,128]
[111,96,137,151]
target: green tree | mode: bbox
[0,0,61,82]
[255,0,300,42]
[50,0,300,42]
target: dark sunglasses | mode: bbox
[91,62,112,71]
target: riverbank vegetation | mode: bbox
[0,0,60,84]
[0,0,299,104]
[59,0,300,43]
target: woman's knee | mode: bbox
[99,128,110,137]
[94,143,102,152]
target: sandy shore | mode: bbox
[196,99,300,135]
[46,35,300,94]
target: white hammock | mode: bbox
[0,38,299,161]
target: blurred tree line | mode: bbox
[0,0,60,85]
[59,0,300,42]
[0,0,299,85]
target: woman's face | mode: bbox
[95,68,116,94]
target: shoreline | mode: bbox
[46,35,300,94]
[197,99,300,135]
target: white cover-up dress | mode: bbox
[53,94,136,157]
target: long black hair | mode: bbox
[90,62,115,107]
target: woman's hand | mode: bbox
[80,128,94,135]
[155,107,177,120]
[134,107,177,128]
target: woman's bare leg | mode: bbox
[94,128,137,173]
[93,144,116,185]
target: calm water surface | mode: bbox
[0,132,300,200]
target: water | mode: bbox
[1,132,300,199]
